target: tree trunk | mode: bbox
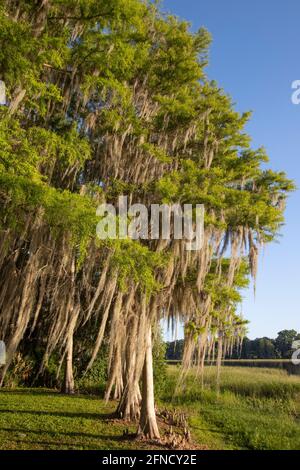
[115,313,141,420]
[117,381,141,420]
[62,268,78,395]
[63,332,75,394]
[138,325,160,440]
[216,334,223,395]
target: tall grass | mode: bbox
[159,366,300,450]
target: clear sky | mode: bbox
[162,0,300,340]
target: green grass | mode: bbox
[0,366,299,450]
[0,389,146,450]
[161,366,300,450]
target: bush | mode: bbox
[153,328,167,395]
[75,349,108,395]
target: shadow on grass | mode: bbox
[0,408,115,421]
[3,438,108,450]
[0,426,133,443]
[0,389,103,400]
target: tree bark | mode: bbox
[117,381,141,420]
[114,312,141,420]
[63,332,75,394]
[138,325,160,440]
[216,333,223,395]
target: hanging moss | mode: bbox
[0,0,295,440]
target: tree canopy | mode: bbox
[0,0,295,439]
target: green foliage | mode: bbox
[275,330,300,359]
[235,337,278,359]
[0,0,296,407]
[3,353,35,388]
[3,349,60,389]
[166,329,300,361]
[0,4,66,111]
[165,339,184,361]
[152,327,167,395]
[0,0,294,286]
[75,351,108,395]
[111,239,165,293]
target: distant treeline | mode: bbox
[166,330,300,361]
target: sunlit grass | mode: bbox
[0,389,139,450]
[160,366,300,450]
[1,367,299,450]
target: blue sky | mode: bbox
[162,0,300,340]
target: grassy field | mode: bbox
[0,390,143,450]
[161,366,300,450]
[0,366,299,450]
